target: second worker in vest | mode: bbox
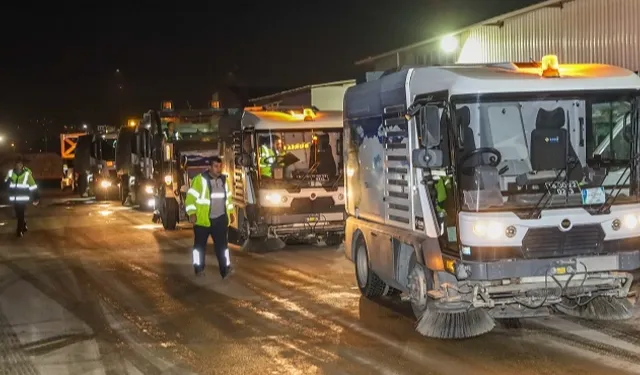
[4,158,39,237]
[185,156,235,279]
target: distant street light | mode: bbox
[82,124,88,130]
[440,35,459,53]
[0,135,4,143]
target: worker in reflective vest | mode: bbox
[185,156,234,279]
[258,136,276,178]
[165,122,181,142]
[4,158,39,237]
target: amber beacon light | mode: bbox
[540,54,560,78]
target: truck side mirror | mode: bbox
[421,105,441,149]
[412,149,443,168]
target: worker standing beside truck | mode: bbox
[4,158,39,237]
[185,156,235,279]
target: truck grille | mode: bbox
[289,197,343,214]
[522,224,605,258]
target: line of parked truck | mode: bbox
[51,55,640,339]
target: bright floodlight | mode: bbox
[0,135,4,143]
[440,35,458,53]
[82,124,88,129]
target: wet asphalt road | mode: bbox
[0,191,640,375]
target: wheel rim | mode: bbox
[408,265,428,311]
[356,243,368,288]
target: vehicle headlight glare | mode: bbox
[623,214,638,230]
[144,185,154,194]
[164,175,172,185]
[265,193,281,203]
[100,180,111,188]
[473,221,504,239]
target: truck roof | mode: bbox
[345,60,640,120]
[242,110,343,131]
[412,63,640,97]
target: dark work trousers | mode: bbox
[192,214,230,277]
[14,203,27,235]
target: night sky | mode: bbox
[0,0,537,152]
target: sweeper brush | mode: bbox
[555,296,634,320]
[415,302,496,339]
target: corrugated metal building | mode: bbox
[249,80,356,111]
[356,0,640,72]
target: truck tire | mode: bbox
[354,237,387,298]
[161,198,178,230]
[408,254,432,318]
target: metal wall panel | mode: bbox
[378,0,640,71]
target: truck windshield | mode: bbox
[161,114,222,141]
[453,92,640,213]
[256,128,343,189]
[101,138,116,161]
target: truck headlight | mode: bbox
[622,214,638,230]
[100,180,112,188]
[164,175,173,185]
[144,185,154,194]
[472,221,504,239]
[265,193,282,204]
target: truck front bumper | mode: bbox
[265,212,345,236]
[459,250,640,281]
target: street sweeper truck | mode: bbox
[116,101,238,229]
[344,55,640,339]
[219,106,345,250]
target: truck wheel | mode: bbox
[354,237,387,298]
[407,254,431,318]
[162,198,178,230]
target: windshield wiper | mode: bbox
[330,168,343,189]
[292,162,320,190]
[528,158,580,219]
[596,153,640,214]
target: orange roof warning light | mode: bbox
[540,54,560,78]
[161,100,173,111]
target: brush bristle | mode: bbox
[415,304,495,339]
[556,297,634,321]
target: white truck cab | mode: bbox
[344,55,640,338]
[222,107,345,247]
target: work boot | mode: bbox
[222,266,235,280]
[16,230,23,238]
[194,266,205,277]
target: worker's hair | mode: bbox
[210,156,222,164]
[15,156,23,164]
